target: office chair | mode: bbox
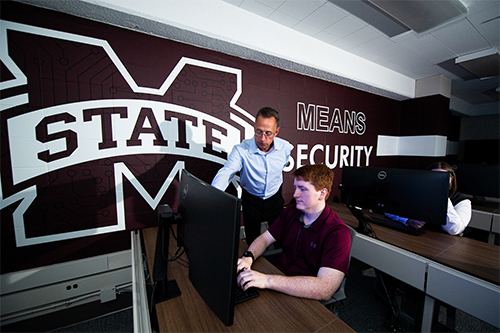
[320,224,356,312]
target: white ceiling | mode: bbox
[12,0,500,117]
[222,0,499,115]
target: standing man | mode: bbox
[211,107,292,244]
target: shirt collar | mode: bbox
[250,137,278,154]
[296,205,330,232]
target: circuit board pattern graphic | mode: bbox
[0,20,252,248]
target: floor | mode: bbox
[339,258,498,333]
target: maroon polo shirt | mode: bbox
[267,204,351,277]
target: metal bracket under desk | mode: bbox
[351,233,428,291]
[490,214,500,244]
[423,262,500,330]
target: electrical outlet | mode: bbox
[100,287,116,303]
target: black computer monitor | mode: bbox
[176,169,241,326]
[451,163,500,200]
[340,166,449,233]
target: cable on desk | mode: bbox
[345,197,379,239]
[361,214,378,239]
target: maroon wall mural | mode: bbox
[1,2,408,273]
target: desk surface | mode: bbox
[142,226,354,332]
[329,202,500,286]
[472,200,500,214]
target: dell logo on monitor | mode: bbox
[377,171,387,180]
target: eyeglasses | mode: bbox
[254,129,275,138]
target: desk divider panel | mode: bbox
[426,262,500,328]
[131,231,152,333]
[351,233,427,291]
[469,210,494,232]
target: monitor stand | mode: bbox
[153,279,181,304]
[152,205,181,304]
[346,203,372,236]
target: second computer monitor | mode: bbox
[340,166,449,225]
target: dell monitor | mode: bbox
[451,163,500,201]
[340,166,449,233]
[176,169,241,326]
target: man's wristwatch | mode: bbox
[242,251,255,263]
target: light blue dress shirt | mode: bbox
[211,137,292,199]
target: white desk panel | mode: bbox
[426,262,500,328]
[469,209,493,231]
[351,233,427,291]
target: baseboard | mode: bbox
[0,293,133,332]
[0,250,132,326]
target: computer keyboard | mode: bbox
[368,216,425,236]
[234,286,259,304]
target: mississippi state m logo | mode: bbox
[0,20,253,246]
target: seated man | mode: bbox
[236,164,351,301]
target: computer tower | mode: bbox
[389,282,425,332]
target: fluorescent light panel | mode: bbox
[368,0,468,33]
[329,0,410,37]
[456,48,500,79]
[331,0,468,36]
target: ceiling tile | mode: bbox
[371,42,407,58]
[238,0,276,17]
[323,15,366,39]
[350,35,395,54]
[387,49,432,70]
[343,25,382,47]
[404,34,457,63]
[373,57,418,78]
[276,0,325,20]
[301,3,346,30]
[268,10,300,28]
[222,0,244,6]
[467,7,500,47]
[430,18,491,55]
[293,21,322,36]
[314,30,341,44]
[415,43,457,64]
[333,38,360,51]
[255,0,286,10]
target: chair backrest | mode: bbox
[322,224,356,305]
[345,224,356,270]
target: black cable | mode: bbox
[149,281,157,315]
[346,195,378,239]
[362,214,378,239]
[376,272,400,318]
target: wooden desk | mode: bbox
[329,202,500,330]
[330,202,499,285]
[141,226,354,332]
